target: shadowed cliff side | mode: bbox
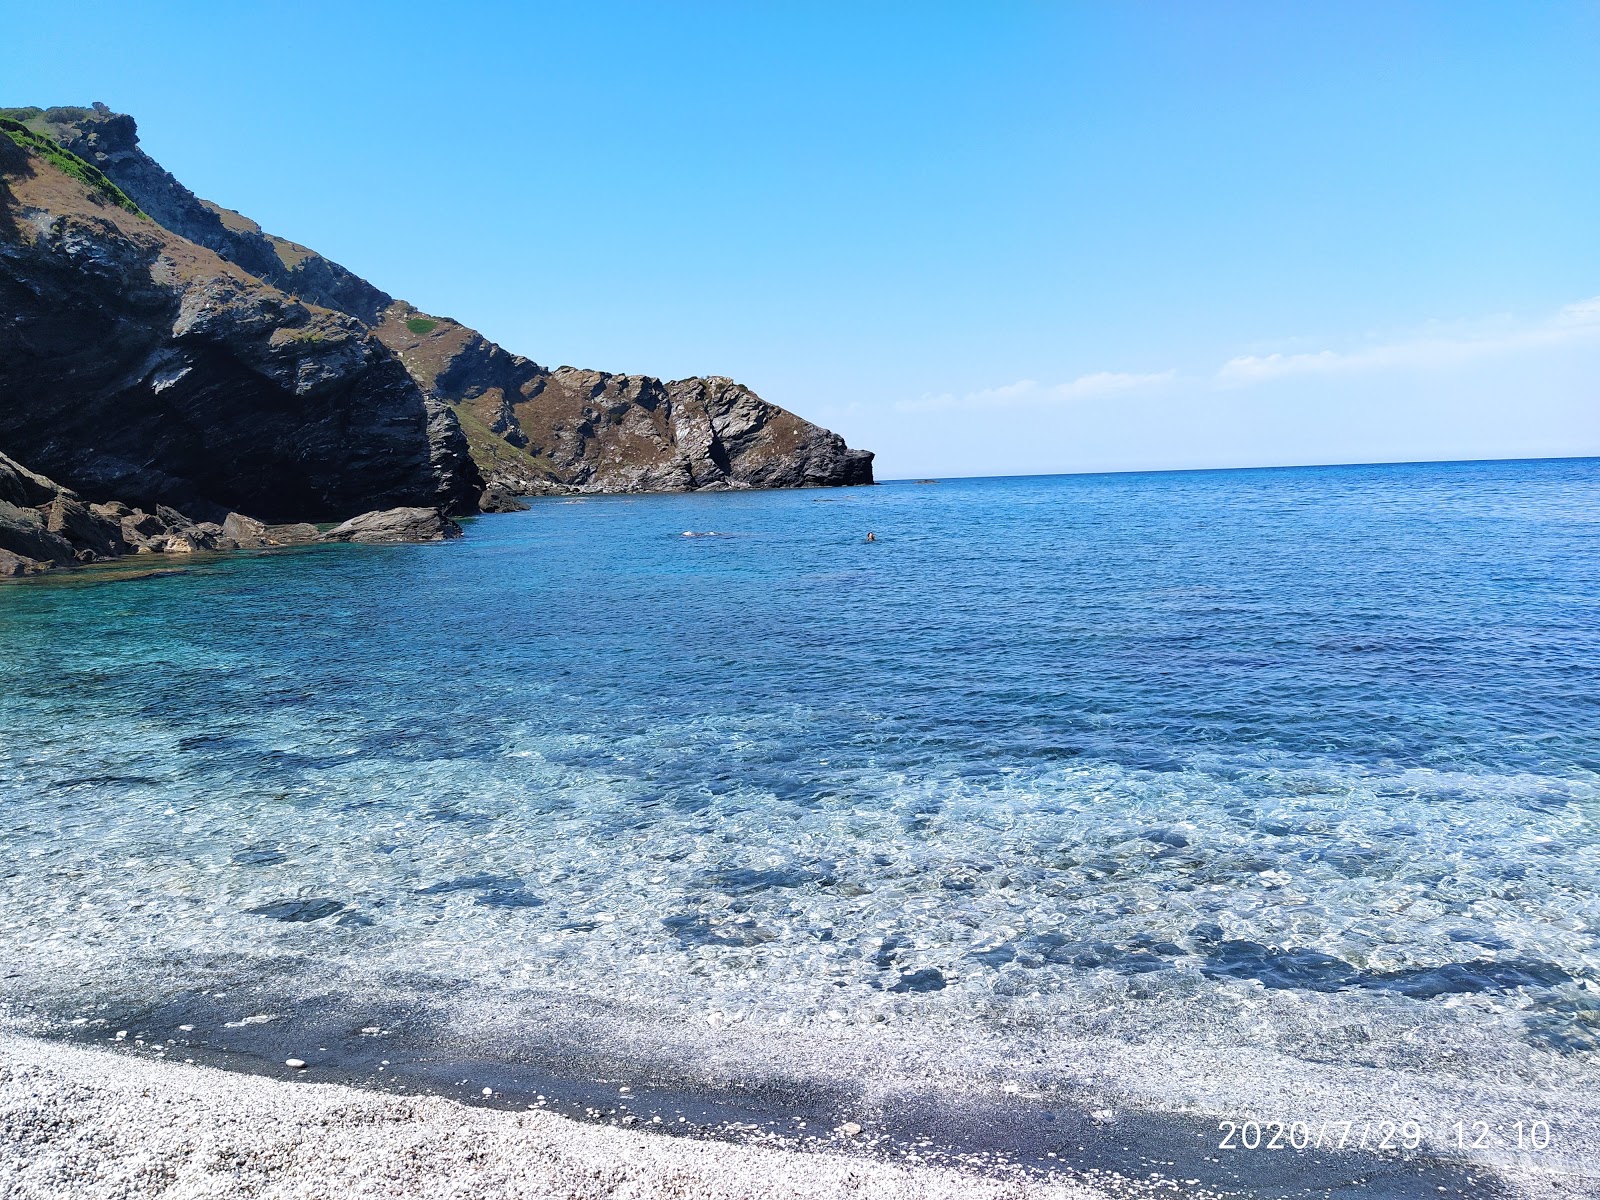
[0,116,480,522]
[11,104,874,495]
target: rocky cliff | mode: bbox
[0,113,481,524]
[6,104,874,496]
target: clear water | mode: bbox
[2,460,1598,1177]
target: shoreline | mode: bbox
[0,1013,1557,1200]
[0,1032,1129,1200]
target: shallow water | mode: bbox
[2,460,1598,1192]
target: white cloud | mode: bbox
[1215,295,1600,385]
[898,370,1173,413]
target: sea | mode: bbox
[2,459,1597,1197]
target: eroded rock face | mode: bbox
[377,316,875,495]
[0,115,481,523]
[13,105,873,498]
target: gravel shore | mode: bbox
[0,1035,1118,1200]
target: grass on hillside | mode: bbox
[0,117,144,216]
[406,316,439,335]
[451,404,564,485]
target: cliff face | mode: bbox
[0,114,480,523]
[10,105,874,496]
[375,308,876,494]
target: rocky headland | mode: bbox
[0,104,873,578]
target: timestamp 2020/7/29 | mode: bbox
[1217,1118,1554,1153]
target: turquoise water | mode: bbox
[2,460,1598,1181]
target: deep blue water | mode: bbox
[1,459,1598,1166]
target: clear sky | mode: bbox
[6,1,1598,478]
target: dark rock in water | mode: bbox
[661,913,777,947]
[970,942,1018,967]
[474,889,544,909]
[478,484,529,513]
[415,873,522,895]
[704,864,835,895]
[1369,958,1572,999]
[1196,937,1574,1000]
[1140,829,1189,849]
[887,967,947,993]
[322,507,463,544]
[874,933,912,970]
[247,898,345,922]
[1201,940,1360,992]
[231,847,287,866]
[1446,928,1513,950]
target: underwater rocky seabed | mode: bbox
[1,461,1597,1197]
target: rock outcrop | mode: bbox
[0,453,240,573]
[0,449,461,578]
[322,507,463,544]
[6,105,874,497]
[0,112,481,525]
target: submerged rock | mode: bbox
[886,967,947,994]
[247,898,346,922]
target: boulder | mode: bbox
[263,522,322,545]
[0,501,75,565]
[0,548,49,577]
[45,494,125,560]
[478,484,529,514]
[321,508,462,544]
[221,512,272,548]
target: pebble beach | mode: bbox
[0,1034,1119,1200]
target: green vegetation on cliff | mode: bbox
[449,404,561,487]
[0,117,144,216]
[405,316,439,335]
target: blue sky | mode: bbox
[7,1,1598,477]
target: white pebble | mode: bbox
[482,1087,493,1096]
[284,1058,306,1069]
[840,1121,863,1137]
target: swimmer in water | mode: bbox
[865,532,876,542]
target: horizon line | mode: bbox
[879,452,1599,485]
